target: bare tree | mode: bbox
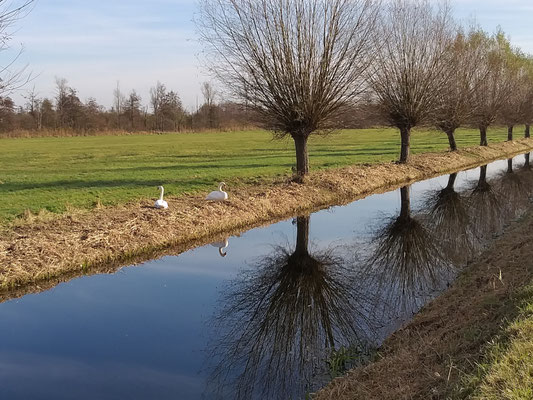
[54,77,83,130]
[55,77,69,129]
[469,30,514,146]
[497,45,529,141]
[433,27,488,151]
[201,81,218,128]
[113,81,125,129]
[23,85,42,130]
[370,0,454,163]
[201,81,216,108]
[0,1,34,97]
[198,0,381,179]
[124,90,142,131]
[150,81,165,131]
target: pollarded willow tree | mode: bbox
[369,0,454,163]
[433,28,489,151]
[197,0,381,179]
[497,45,529,141]
[469,30,514,146]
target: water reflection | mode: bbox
[424,173,474,264]
[210,238,229,257]
[496,158,533,218]
[467,165,504,242]
[206,216,376,400]
[364,186,455,314]
[207,161,533,399]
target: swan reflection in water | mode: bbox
[210,238,229,257]
[205,215,379,400]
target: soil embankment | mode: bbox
[315,201,533,400]
[2,139,533,299]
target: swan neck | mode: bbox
[159,187,164,201]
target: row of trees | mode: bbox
[198,0,533,178]
[0,79,256,134]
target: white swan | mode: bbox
[154,186,168,209]
[210,238,229,257]
[206,182,228,201]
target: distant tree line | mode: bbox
[0,79,259,135]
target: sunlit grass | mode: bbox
[0,127,510,221]
[459,284,533,399]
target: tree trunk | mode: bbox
[445,129,457,151]
[293,135,309,179]
[399,186,411,220]
[477,165,488,190]
[479,126,488,146]
[399,126,411,163]
[525,124,530,138]
[507,159,513,173]
[507,125,513,141]
[526,153,530,167]
[446,173,457,190]
[294,216,310,255]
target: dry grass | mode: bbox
[1,138,533,300]
[0,126,256,139]
[314,207,533,399]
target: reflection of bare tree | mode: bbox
[467,165,505,242]
[424,174,475,263]
[206,216,375,400]
[365,186,455,314]
[495,159,533,218]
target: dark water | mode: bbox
[1,155,532,400]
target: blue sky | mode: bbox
[6,0,533,111]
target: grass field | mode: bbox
[0,127,511,222]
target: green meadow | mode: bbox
[0,127,510,222]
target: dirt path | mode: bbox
[1,139,533,299]
[315,208,533,399]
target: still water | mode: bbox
[1,155,532,399]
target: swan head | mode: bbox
[158,185,164,191]
[218,182,226,191]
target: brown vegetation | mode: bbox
[1,139,533,301]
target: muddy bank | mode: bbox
[314,209,533,399]
[1,139,533,297]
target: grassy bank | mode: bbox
[315,209,533,400]
[1,138,533,299]
[459,284,533,399]
[0,127,509,222]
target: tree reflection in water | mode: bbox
[364,186,455,315]
[205,216,377,400]
[467,164,505,242]
[424,173,475,264]
[493,158,533,221]
[204,159,533,399]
